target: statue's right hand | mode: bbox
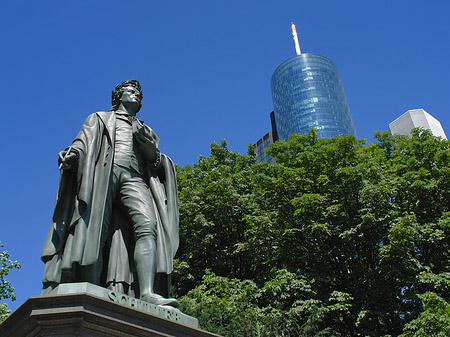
[58,149,78,170]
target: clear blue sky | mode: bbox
[1,0,449,312]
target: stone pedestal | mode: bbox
[0,286,221,336]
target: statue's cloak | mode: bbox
[41,111,179,296]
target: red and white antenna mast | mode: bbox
[290,22,301,55]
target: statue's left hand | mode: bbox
[134,128,158,163]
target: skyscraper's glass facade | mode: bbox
[254,131,275,163]
[271,53,356,140]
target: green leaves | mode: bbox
[400,292,450,337]
[0,242,21,322]
[175,129,450,336]
[180,270,353,336]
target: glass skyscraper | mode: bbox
[254,130,275,163]
[271,53,356,140]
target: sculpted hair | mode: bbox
[110,80,143,112]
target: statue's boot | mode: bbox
[135,237,179,308]
[141,293,180,308]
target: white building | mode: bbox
[389,109,447,140]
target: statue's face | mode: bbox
[119,86,142,105]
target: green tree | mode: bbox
[174,129,450,336]
[0,242,20,322]
[180,270,353,336]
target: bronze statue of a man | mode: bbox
[41,80,179,307]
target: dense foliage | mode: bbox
[173,129,450,336]
[0,243,20,322]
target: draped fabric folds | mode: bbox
[41,111,179,298]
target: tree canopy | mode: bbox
[173,129,450,336]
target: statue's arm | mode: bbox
[58,113,98,170]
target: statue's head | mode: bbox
[111,80,143,112]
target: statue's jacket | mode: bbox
[41,111,179,294]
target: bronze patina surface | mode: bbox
[41,80,179,308]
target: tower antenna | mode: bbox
[290,22,301,55]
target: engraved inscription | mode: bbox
[108,291,180,321]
